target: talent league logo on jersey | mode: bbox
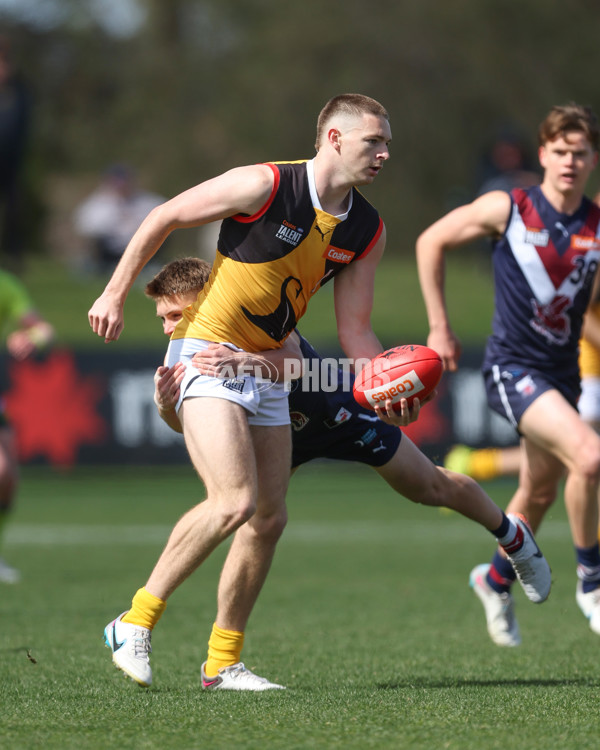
[275,219,304,247]
[524,227,550,246]
[323,246,355,264]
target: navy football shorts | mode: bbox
[291,408,402,468]
[482,360,580,431]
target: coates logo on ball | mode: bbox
[352,345,443,413]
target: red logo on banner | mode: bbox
[5,350,107,467]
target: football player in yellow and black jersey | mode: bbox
[89,94,405,690]
[149,257,556,691]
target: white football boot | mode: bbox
[0,557,20,584]
[576,581,600,635]
[201,661,285,691]
[470,563,521,647]
[501,513,551,603]
[104,612,152,687]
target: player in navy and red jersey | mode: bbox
[417,103,600,647]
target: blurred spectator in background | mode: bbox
[476,125,541,196]
[73,163,165,275]
[443,124,541,214]
[0,269,54,583]
[0,34,32,274]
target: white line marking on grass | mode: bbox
[6,524,172,545]
[5,519,571,546]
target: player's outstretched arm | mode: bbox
[88,164,276,343]
[415,190,511,371]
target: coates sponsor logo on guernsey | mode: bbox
[323,246,355,264]
[363,370,425,407]
[524,227,550,247]
[570,234,600,251]
[275,219,304,247]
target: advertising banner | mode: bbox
[0,347,518,467]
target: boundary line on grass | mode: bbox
[5,519,571,546]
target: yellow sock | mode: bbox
[204,623,245,677]
[469,448,502,481]
[121,587,167,630]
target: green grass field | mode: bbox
[1,464,599,750]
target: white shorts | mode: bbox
[579,376,600,423]
[166,338,291,427]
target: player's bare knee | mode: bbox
[233,506,287,549]
[527,488,557,512]
[410,468,456,507]
[572,440,600,486]
[251,507,288,543]
[423,468,473,508]
[208,492,257,536]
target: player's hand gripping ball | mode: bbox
[353,345,443,412]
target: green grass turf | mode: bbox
[1,465,599,749]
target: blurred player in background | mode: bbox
[147,257,551,689]
[445,295,600,478]
[444,442,521,482]
[0,269,53,582]
[445,194,600,482]
[578,287,600,433]
[417,102,600,647]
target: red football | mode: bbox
[353,345,443,412]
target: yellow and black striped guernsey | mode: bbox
[171,160,383,352]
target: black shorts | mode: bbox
[291,405,402,468]
[482,360,579,431]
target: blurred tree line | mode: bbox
[3,0,600,264]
